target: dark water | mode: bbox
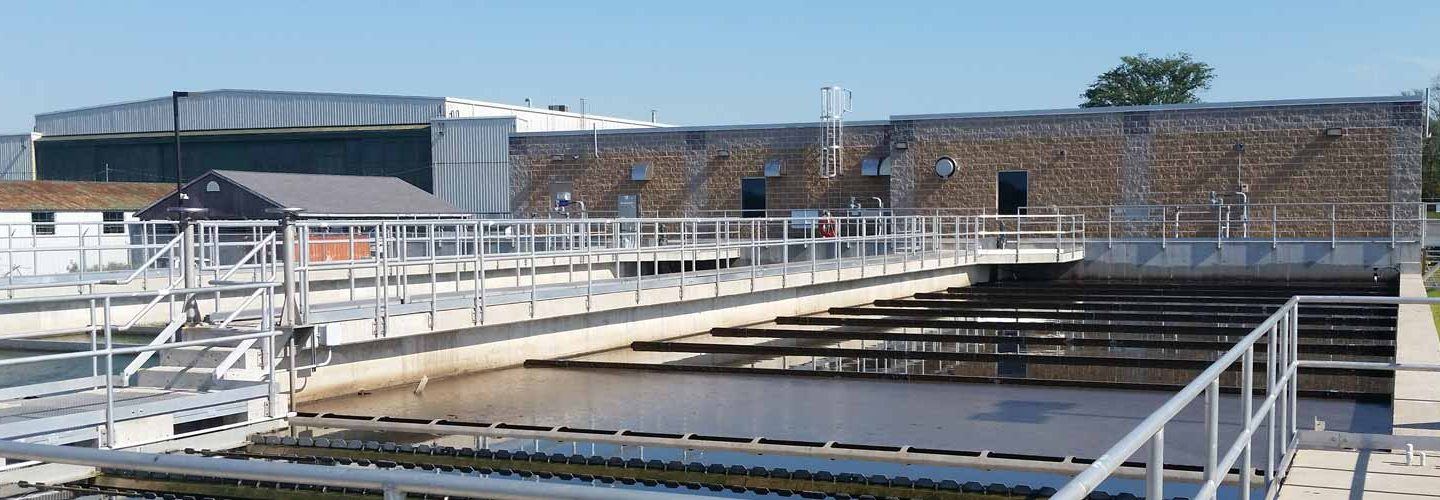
[308,365,1389,496]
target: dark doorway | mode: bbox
[741,177,766,218]
[997,171,1029,215]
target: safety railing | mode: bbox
[0,220,180,297]
[1052,295,1440,500]
[1023,202,1425,247]
[0,282,280,451]
[258,213,1081,334]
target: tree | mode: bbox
[1402,75,1440,200]
[1081,53,1216,108]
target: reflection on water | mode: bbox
[309,366,1389,467]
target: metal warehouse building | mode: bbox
[11,89,664,214]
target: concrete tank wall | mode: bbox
[1022,240,1418,282]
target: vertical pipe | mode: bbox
[280,218,298,328]
[1330,204,1337,249]
[1146,428,1164,500]
[181,217,198,324]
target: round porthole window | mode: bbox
[934,157,957,178]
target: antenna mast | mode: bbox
[820,86,852,178]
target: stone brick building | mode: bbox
[508,96,1424,217]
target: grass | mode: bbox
[1430,289,1440,336]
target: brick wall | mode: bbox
[509,124,891,216]
[509,99,1424,217]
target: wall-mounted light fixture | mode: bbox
[934,157,957,178]
[716,149,731,158]
[1057,149,1067,158]
[1325,127,1347,137]
[1233,143,1245,153]
[892,141,908,150]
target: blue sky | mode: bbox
[1,1,1437,132]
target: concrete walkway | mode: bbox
[1393,274,1440,439]
[1281,449,1440,499]
[1280,274,1440,499]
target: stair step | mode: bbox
[130,366,266,392]
[157,345,262,370]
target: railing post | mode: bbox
[954,216,962,265]
[635,221,643,303]
[582,222,592,311]
[860,216,867,278]
[810,219,818,283]
[1289,303,1299,437]
[1267,323,1277,484]
[781,219,788,287]
[530,223,538,318]
[477,222,487,322]
[1277,308,1289,458]
[1242,344,1254,500]
[103,296,114,449]
[1146,427,1163,500]
[749,219,758,291]
[1204,378,1219,485]
[714,221,721,296]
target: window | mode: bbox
[103,211,125,234]
[31,212,55,236]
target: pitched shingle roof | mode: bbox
[206,170,466,217]
[0,180,174,212]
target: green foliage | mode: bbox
[1081,53,1216,108]
[1403,75,1440,200]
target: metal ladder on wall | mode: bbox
[819,86,851,178]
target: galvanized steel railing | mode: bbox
[1023,202,1426,247]
[272,213,1082,332]
[1053,295,1440,500]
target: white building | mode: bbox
[0,180,172,277]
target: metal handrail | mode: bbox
[98,233,183,285]
[1053,294,1440,500]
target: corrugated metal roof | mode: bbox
[34,89,665,136]
[0,180,172,211]
[143,170,468,218]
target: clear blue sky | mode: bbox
[2,1,1437,132]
